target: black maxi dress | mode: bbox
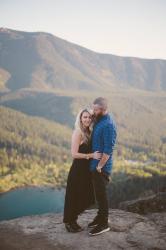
[63,141,95,223]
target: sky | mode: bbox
[0,0,166,59]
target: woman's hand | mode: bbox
[93,151,102,160]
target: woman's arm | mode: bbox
[71,129,93,159]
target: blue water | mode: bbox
[0,186,65,221]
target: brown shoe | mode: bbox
[65,221,83,233]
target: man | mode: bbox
[88,97,117,236]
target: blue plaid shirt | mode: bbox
[90,113,117,175]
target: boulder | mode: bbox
[119,192,166,214]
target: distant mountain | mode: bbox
[0,27,166,92]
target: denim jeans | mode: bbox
[91,169,110,225]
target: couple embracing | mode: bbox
[63,97,117,236]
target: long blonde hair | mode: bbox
[74,108,94,144]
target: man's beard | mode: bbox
[94,113,103,122]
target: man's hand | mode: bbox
[96,165,102,173]
[96,153,110,173]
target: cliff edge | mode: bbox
[0,209,165,250]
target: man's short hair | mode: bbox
[93,97,108,110]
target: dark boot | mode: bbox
[65,221,83,233]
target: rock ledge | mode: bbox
[0,209,166,250]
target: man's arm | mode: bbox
[96,121,117,172]
[96,153,110,172]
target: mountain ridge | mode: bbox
[0,27,166,92]
[0,27,165,60]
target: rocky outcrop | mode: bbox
[0,209,166,250]
[119,192,166,214]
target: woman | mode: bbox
[63,108,101,233]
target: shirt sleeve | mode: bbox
[103,121,117,156]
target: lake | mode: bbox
[0,186,65,221]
